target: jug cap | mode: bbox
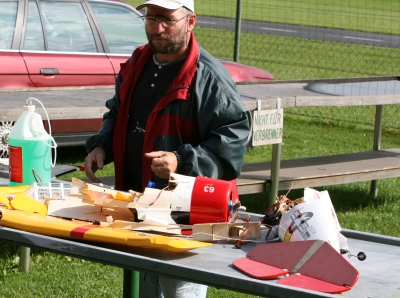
[23,105,35,112]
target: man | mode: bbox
[84,0,249,296]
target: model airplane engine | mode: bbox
[168,173,239,225]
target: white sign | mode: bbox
[252,109,283,146]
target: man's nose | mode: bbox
[154,21,165,33]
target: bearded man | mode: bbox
[84,0,249,296]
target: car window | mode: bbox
[90,3,147,54]
[23,1,45,50]
[24,1,97,52]
[0,2,18,50]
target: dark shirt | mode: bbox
[125,55,185,192]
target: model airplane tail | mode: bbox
[232,240,359,294]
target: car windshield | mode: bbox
[89,2,147,54]
[0,2,18,49]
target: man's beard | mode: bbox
[147,32,187,54]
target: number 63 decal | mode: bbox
[204,185,215,193]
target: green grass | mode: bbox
[128,0,400,34]
[0,243,124,297]
[193,28,400,80]
[240,114,400,239]
[129,0,400,80]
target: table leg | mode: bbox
[123,269,139,298]
[20,246,31,272]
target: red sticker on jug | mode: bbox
[9,146,23,183]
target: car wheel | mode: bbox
[0,121,13,159]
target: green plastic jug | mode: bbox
[8,100,56,186]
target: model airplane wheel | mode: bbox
[357,252,366,261]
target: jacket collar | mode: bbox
[120,33,199,99]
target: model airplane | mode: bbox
[0,173,242,252]
[232,239,360,294]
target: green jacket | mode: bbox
[86,33,249,191]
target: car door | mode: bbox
[21,0,116,88]
[0,51,35,89]
[0,1,34,89]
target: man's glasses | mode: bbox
[140,15,189,27]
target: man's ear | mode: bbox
[187,14,196,32]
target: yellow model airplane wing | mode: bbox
[0,208,210,252]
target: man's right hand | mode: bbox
[84,146,106,183]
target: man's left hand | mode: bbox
[144,151,178,179]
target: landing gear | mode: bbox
[340,248,367,261]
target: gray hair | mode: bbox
[184,7,193,15]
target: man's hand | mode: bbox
[84,146,106,183]
[144,151,178,179]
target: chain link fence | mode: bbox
[130,0,400,131]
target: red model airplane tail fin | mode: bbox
[232,240,360,294]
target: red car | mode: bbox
[0,0,273,158]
